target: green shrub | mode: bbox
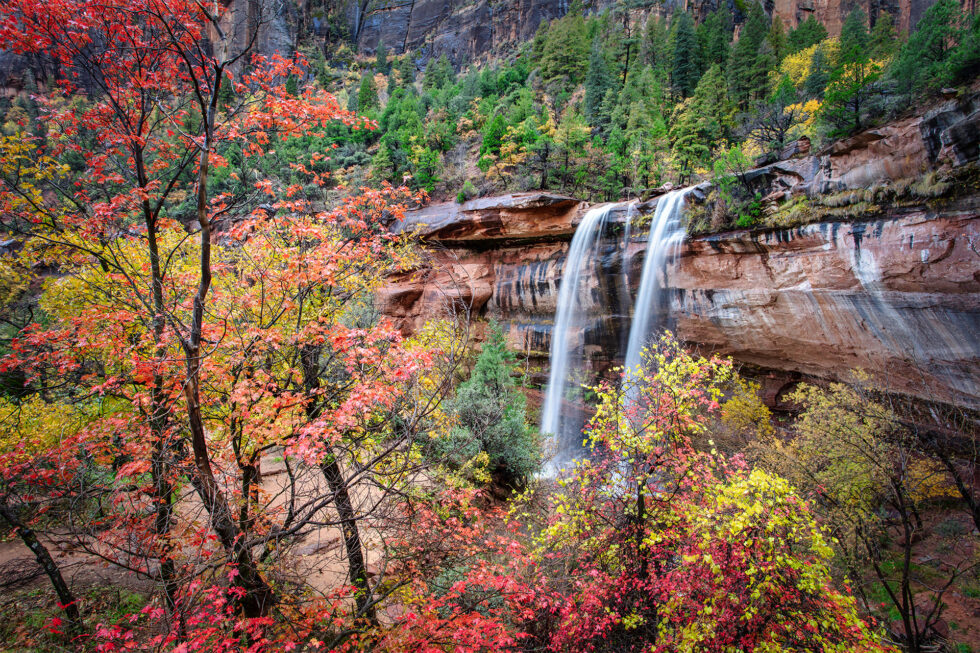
[435,324,541,487]
[457,179,478,204]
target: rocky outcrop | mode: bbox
[740,91,980,204]
[672,209,980,409]
[394,192,586,244]
[383,194,980,409]
[379,108,980,411]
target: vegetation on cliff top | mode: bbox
[210,0,980,233]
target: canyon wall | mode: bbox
[672,209,980,408]
[338,0,957,65]
[378,93,980,410]
[380,193,980,410]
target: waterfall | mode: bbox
[623,188,690,379]
[540,203,619,472]
[540,190,690,473]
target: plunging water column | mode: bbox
[623,188,691,377]
[540,203,620,471]
[540,189,691,473]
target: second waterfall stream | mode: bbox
[540,188,691,473]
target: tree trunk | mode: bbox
[321,456,377,621]
[137,145,185,637]
[300,345,376,622]
[181,65,276,618]
[0,504,83,636]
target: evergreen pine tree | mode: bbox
[671,11,701,98]
[803,44,830,98]
[357,73,378,110]
[671,64,733,180]
[891,0,977,97]
[840,7,870,64]
[868,12,898,59]
[371,138,397,182]
[610,5,640,84]
[540,5,589,84]
[821,8,879,136]
[700,7,732,68]
[585,35,614,128]
[439,325,541,486]
[398,52,418,85]
[422,54,453,90]
[314,47,332,89]
[531,19,551,61]
[788,15,828,53]
[480,113,507,157]
[768,16,789,62]
[728,1,770,109]
[374,38,389,73]
[644,15,671,79]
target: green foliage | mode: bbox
[436,325,541,486]
[357,73,378,111]
[671,64,733,178]
[584,35,614,127]
[422,54,453,90]
[768,16,789,62]
[803,44,831,99]
[891,0,980,99]
[539,7,589,85]
[840,7,870,64]
[284,75,299,97]
[788,15,828,54]
[457,180,478,204]
[734,194,763,227]
[820,8,882,136]
[395,54,415,85]
[643,14,671,76]
[727,1,772,109]
[671,11,701,98]
[479,113,507,159]
[698,6,732,69]
[868,12,899,59]
[261,0,970,212]
[375,38,389,73]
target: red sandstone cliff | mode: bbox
[378,93,980,410]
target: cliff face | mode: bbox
[673,209,980,408]
[348,0,574,63]
[338,0,948,64]
[382,196,980,410]
[204,0,957,78]
[378,94,980,410]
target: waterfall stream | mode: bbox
[540,189,690,473]
[623,188,691,378]
[540,203,619,472]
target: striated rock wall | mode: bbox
[189,0,964,78]
[672,208,980,408]
[379,106,980,410]
[382,196,980,409]
[340,0,958,65]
